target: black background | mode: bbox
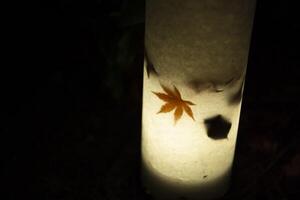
[2,0,300,199]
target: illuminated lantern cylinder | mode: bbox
[141,0,256,199]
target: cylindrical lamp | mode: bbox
[141,0,256,199]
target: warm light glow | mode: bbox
[142,0,256,199]
[142,69,242,199]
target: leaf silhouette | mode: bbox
[153,84,195,124]
[145,49,158,78]
[188,76,238,93]
[228,81,244,105]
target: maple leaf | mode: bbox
[153,84,195,124]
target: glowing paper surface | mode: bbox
[141,0,256,199]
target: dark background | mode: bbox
[2,0,300,199]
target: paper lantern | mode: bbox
[141,0,256,199]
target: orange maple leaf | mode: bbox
[153,84,195,124]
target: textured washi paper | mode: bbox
[141,0,256,199]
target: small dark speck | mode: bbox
[203,175,208,178]
[204,115,232,140]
